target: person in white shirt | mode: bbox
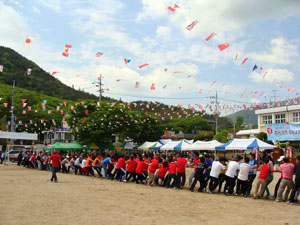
[236,157,251,196]
[224,157,240,195]
[74,156,82,175]
[208,157,227,193]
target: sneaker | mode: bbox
[275,199,280,202]
[235,193,239,196]
[207,190,213,194]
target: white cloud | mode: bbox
[42,0,62,11]
[33,6,40,14]
[248,38,299,66]
[156,26,171,38]
[137,0,169,21]
[249,68,294,83]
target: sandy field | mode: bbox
[0,165,299,225]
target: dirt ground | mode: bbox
[0,165,299,225]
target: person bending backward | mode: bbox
[49,150,61,183]
[126,156,137,182]
[224,157,240,195]
[262,156,274,199]
[289,155,300,203]
[101,154,112,178]
[236,157,251,196]
[176,153,188,189]
[146,156,159,186]
[135,158,147,184]
[246,153,259,196]
[275,157,295,202]
[164,156,178,189]
[154,160,169,186]
[189,153,200,187]
[208,157,227,193]
[253,158,270,199]
[93,154,102,177]
[114,155,126,181]
[190,157,207,192]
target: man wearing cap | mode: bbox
[146,155,159,186]
[273,155,285,199]
[49,150,61,183]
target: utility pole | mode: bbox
[94,75,108,102]
[10,80,16,144]
[210,91,219,134]
[271,90,279,104]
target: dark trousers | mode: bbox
[17,159,22,166]
[224,175,236,194]
[93,166,102,177]
[87,167,94,176]
[112,168,120,180]
[51,167,59,181]
[190,175,206,192]
[107,167,114,178]
[236,179,248,195]
[209,176,219,192]
[154,175,164,185]
[177,172,186,188]
[164,173,177,187]
[289,178,300,202]
[135,173,146,183]
[247,174,256,196]
[274,178,282,199]
[62,164,68,173]
[74,165,82,175]
[218,173,226,192]
[126,172,136,181]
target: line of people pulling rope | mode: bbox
[20,150,300,204]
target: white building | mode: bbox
[255,104,300,133]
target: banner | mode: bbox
[266,123,300,141]
[0,131,38,140]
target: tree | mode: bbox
[256,132,267,142]
[235,116,244,132]
[194,131,214,141]
[213,129,229,143]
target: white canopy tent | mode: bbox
[138,141,157,151]
[158,141,181,151]
[215,138,275,151]
[185,140,224,151]
[173,140,192,151]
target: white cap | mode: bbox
[278,156,285,162]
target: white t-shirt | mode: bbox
[75,158,81,166]
[238,163,251,181]
[82,159,86,168]
[225,161,240,178]
[210,161,226,178]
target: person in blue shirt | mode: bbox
[246,153,259,197]
[204,154,213,188]
[101,154,112,178]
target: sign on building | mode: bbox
[266,123,300,141]
[0,131,38,140]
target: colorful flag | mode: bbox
[173,4,179,8]
[62,44,72,57]
[252,64,258,71]
[124,58,131,64]
[139,63,149,69]
[211,81,216,87]
[218,43,230,51]
[51,71,58,76]
[96,52,103,57]
[162,85,167,89]
[116,79,121,82]
[164,68,168,72]
[241,58,248,65]
[173,71,182,74]
[135,82,140,88]
[263,72,268,78]
[205,32,215,42]
[0,65,3,72]
[27,68,32,75]
[167,6,175,12]
[24,35,34,47]
[186,20,198,31]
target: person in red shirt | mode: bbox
[189,153,200,187]
[135,157,147,184]
[126,156,137,182]
[164,156,178,189]
[143,155,150,179]
[146,156,159,186]
[112,155,126,181]
[253,158,269,199]
[177,153,188,189]
[49,150,61,183]
[154,159,169,186]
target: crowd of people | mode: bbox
[18,150,300,204]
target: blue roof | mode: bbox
[215,139,233,150]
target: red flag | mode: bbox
[167,6,175,12]
[211,81,216,87]
[62,44,72,57]
[24,35,34,47]
[4,103,8,108]
[135,82,140,88]
[205,32,215,42]
[173,4,179,8]
[263,72,268,78]
[164,68,168,72]
[51,72,58,76]
[139,63,149,69]
[95,52,103,57]
[218,43,230,51]
[241,58,248,65]
[151,83,155,90]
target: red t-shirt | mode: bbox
[258,164,269,180]
[127,159,137,172]
[117,157,126,169]
[157,164,169,178]
[193,158,200,172]
[108,159,115,169]
[168,162,177,174]
[49,154,61,167]
[136,161,145,174]
[143,159,150,171]
[177,158,188,173]
[148,159,159,174]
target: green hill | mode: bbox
[0,46,97,101]
[226,109,257,125]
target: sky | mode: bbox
[1,0,300,115]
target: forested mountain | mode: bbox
[226,109,257,125]
[0,46,97,101]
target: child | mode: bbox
[253,158,269,199]
[190,157,207,192]
[164,156,177,188]
[154,160,169,186]
[236,157,251,196]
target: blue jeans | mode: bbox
[51,167,59,181]
[102,164,108,177]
